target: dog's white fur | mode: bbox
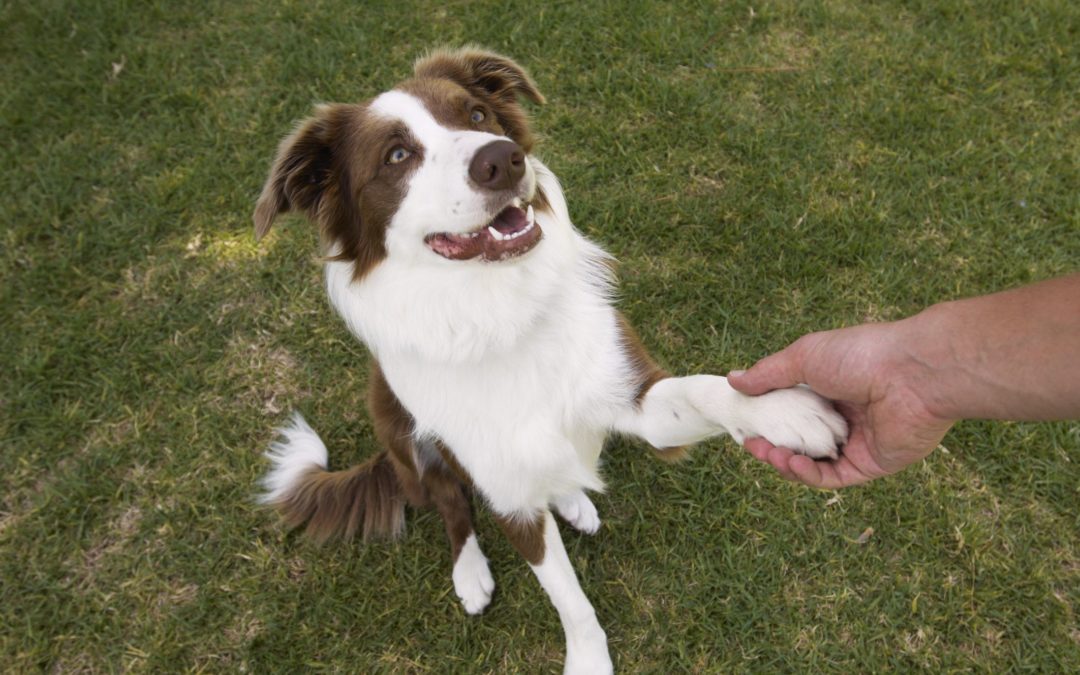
[266,86,846,673]
[259,412,328,504]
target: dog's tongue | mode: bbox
[424,204,542,262]
[491,206,528,235]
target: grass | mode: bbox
[2,0,1078,671]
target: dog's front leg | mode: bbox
[617,374,847,458]
[496,509,612,675]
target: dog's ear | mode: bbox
[414,48,544,151]
[414,46,545,106]
[254,104,352,240]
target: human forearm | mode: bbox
[901,273,1080,422]
[729,272,1080,488]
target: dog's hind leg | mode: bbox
[368,364,494,614]
[416,439,495,615]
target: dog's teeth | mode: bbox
[488,225,505,241]
[526,204,534,224]
[508,222,528,240]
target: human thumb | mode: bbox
[728,343,806,396]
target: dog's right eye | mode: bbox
[386,146,412,165]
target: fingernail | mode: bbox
[728,369,745,378]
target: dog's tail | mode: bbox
[258,413,405,543]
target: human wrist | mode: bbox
[890,302,966,423]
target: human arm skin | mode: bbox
[727,273,1080,488]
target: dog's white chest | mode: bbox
[374,298,630,513]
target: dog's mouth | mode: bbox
[424,200,542,262]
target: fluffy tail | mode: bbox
[258,413,405,543]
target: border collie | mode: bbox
[254,47,846,674]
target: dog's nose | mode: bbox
[469,140,525,191]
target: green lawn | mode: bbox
[3,0,1079,671]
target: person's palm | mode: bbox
[732,324,953,488]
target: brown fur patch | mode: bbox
[270,453,405,544]
[253,104,420,281]
[423,456,475,562]
[615,313,688,461]
[615,312,669,403]
[651,443,689,463]
[412,47,543,153]
[531,182,552,214]
[367,362,427,507]
[495,512,546,566]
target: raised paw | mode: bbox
[452,534,495,615]
[553,490,601,535]
[738,385,848,459]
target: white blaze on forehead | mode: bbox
[369,90,505,156]
[369,90,448,143]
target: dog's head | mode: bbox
[254,48,548,278]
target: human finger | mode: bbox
[727,337,813,396]
[786,454,878,489]
[743,437,775,462]
[764,445,802,482]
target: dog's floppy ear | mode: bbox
[254,104,351,240]
[414,47,544,151]
[414,46,546,107]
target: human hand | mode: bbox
[728,322,955,488]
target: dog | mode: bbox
[254,47,846,674]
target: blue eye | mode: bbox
[470,108,486,124]
[387,146,411,164]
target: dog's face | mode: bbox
[254,48,548,278]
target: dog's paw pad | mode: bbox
[453,535,494,615]
[554,491,601,535]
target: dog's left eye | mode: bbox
[470,108,486,124]
[386,146,412,164]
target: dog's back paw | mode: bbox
[453,534,495,615]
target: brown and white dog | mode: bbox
[255,48,845,673]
